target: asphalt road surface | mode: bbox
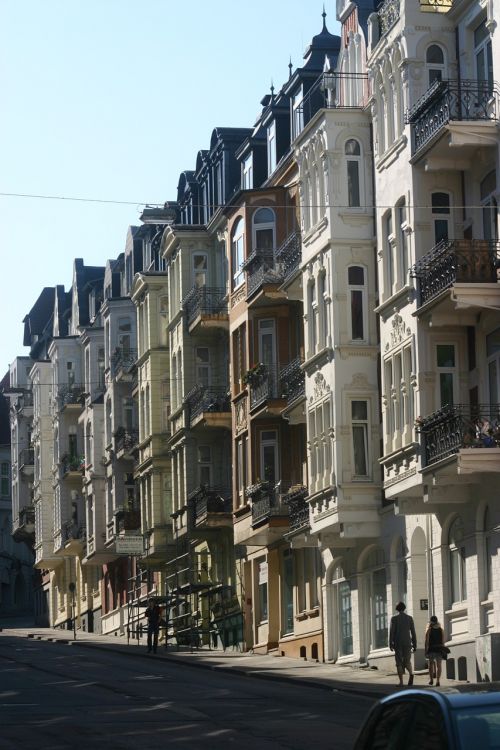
[0,633,375,750]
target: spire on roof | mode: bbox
[322,4,327,31]
[270,79,275,99]
[288,57,293,79]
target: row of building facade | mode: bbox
[4,0,500,681]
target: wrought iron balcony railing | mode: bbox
[63,520,86,545]
[377,0,400,36]
[245,250,283,297]
[418,403,500,466]
[188,486,232,524]
[111,348,137,376]
[274,230,302,282]
[182,286,228,327]
[250,484,289,526]
[248,363,284,409]
[19,448,34,468]
[411,239,500,306]
[296,72,370,130]
[407,79,500,156]
[18,506,35,528]
[283,485,309,532]
[185,386,230,426]
[58,384,85,409]
[60,454,85,476]
[113,427,139,454]
[280,357,305,404]
[15,390,33,410]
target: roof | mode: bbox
[382,685,500,710]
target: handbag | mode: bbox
[440,645,451,659]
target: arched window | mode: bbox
[395,538,408,605]
[252,208,275,253]
[345,139,361,207]
[348,266,367,341]
[426,44,446,86]
[431,192,451,245]
[449,516,467,604]
[480,171,498,241]
[231,217,245,289]
[332,564,353,656]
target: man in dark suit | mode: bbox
[389,601,417,686]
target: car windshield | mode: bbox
[453,705,500,749]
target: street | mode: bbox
[0,633,374,750]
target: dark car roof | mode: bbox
[381,684,500,710]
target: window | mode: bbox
[484,506,493,596]
[193,253,208,288]
[308,280,318,355]
[352,400,369,477]
[475,18,493,92]
[431,192,451,245]
[397,199,410,283]
[365,549,388,650]
[257,557,268,622]
[97,347,105,390]
[292,86,304,140]
[481,171,498,241]
[123,397,134,432]
[436,343,457,407]
[0,463,9,497]
[236,437,247,507]
[487,328,500,406]
[196,347,210,388]
[118,317,131,354]
[348,266,366,341]
[260,430,278,486]
[426,44,445,86]
[67,361,75,387]
[384,211,397,295]
[252,208,275,253]
[449,516,467,604]
[198,446,211,486]
[242,154,253,190]
[232,218,245,289]
[396,538,408,605]
[282,549,294,635]
[332,565,353,656]
[267,120,277,176]
[345,139,361,208]
[308,392,332,493]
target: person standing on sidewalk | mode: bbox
[145,599,162,654]
[425,615,445,686]
[389,601,417,686]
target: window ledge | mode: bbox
[445,605,468,617]
[481,598,493,607]
[376,134,408,172]
[303,216,328,246]
[375,284,414,315]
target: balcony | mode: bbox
[111,348,137,379]
[13,390,33,414]
[62,520,87,552]
[296,72,370,128]
[274,230,302,292]
[248,482,289,527]
[182,286,228,332]
[412,239,500,314]
[283,485,309,533]
[280,358,305,405]
[418,404,500,473]
[60,454,85,479]
[58,384,85,411]
[19,448,34,474]
[245,250,285,302]
[114,506,141,534]
[113,427,139,458]
[12,506,35,544]
[407,79,500,161]
[377,0,399,37]
[246,363,285,412]
[188,486,232,535]
[185,386,231,430]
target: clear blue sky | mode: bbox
[0,1,340,373]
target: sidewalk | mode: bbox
[0,626,459,700]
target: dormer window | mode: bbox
[242,154,253,190]
[267,120,277,175]
[292,86,304,140]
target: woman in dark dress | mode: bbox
[425,615,445,686]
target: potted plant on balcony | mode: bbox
[242,363,267,387]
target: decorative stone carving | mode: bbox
[311,372,331,400]
[389,313,411,347]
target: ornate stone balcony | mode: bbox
[419,404,500,469]
[407,79,499,157]
[412,239,500,309]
